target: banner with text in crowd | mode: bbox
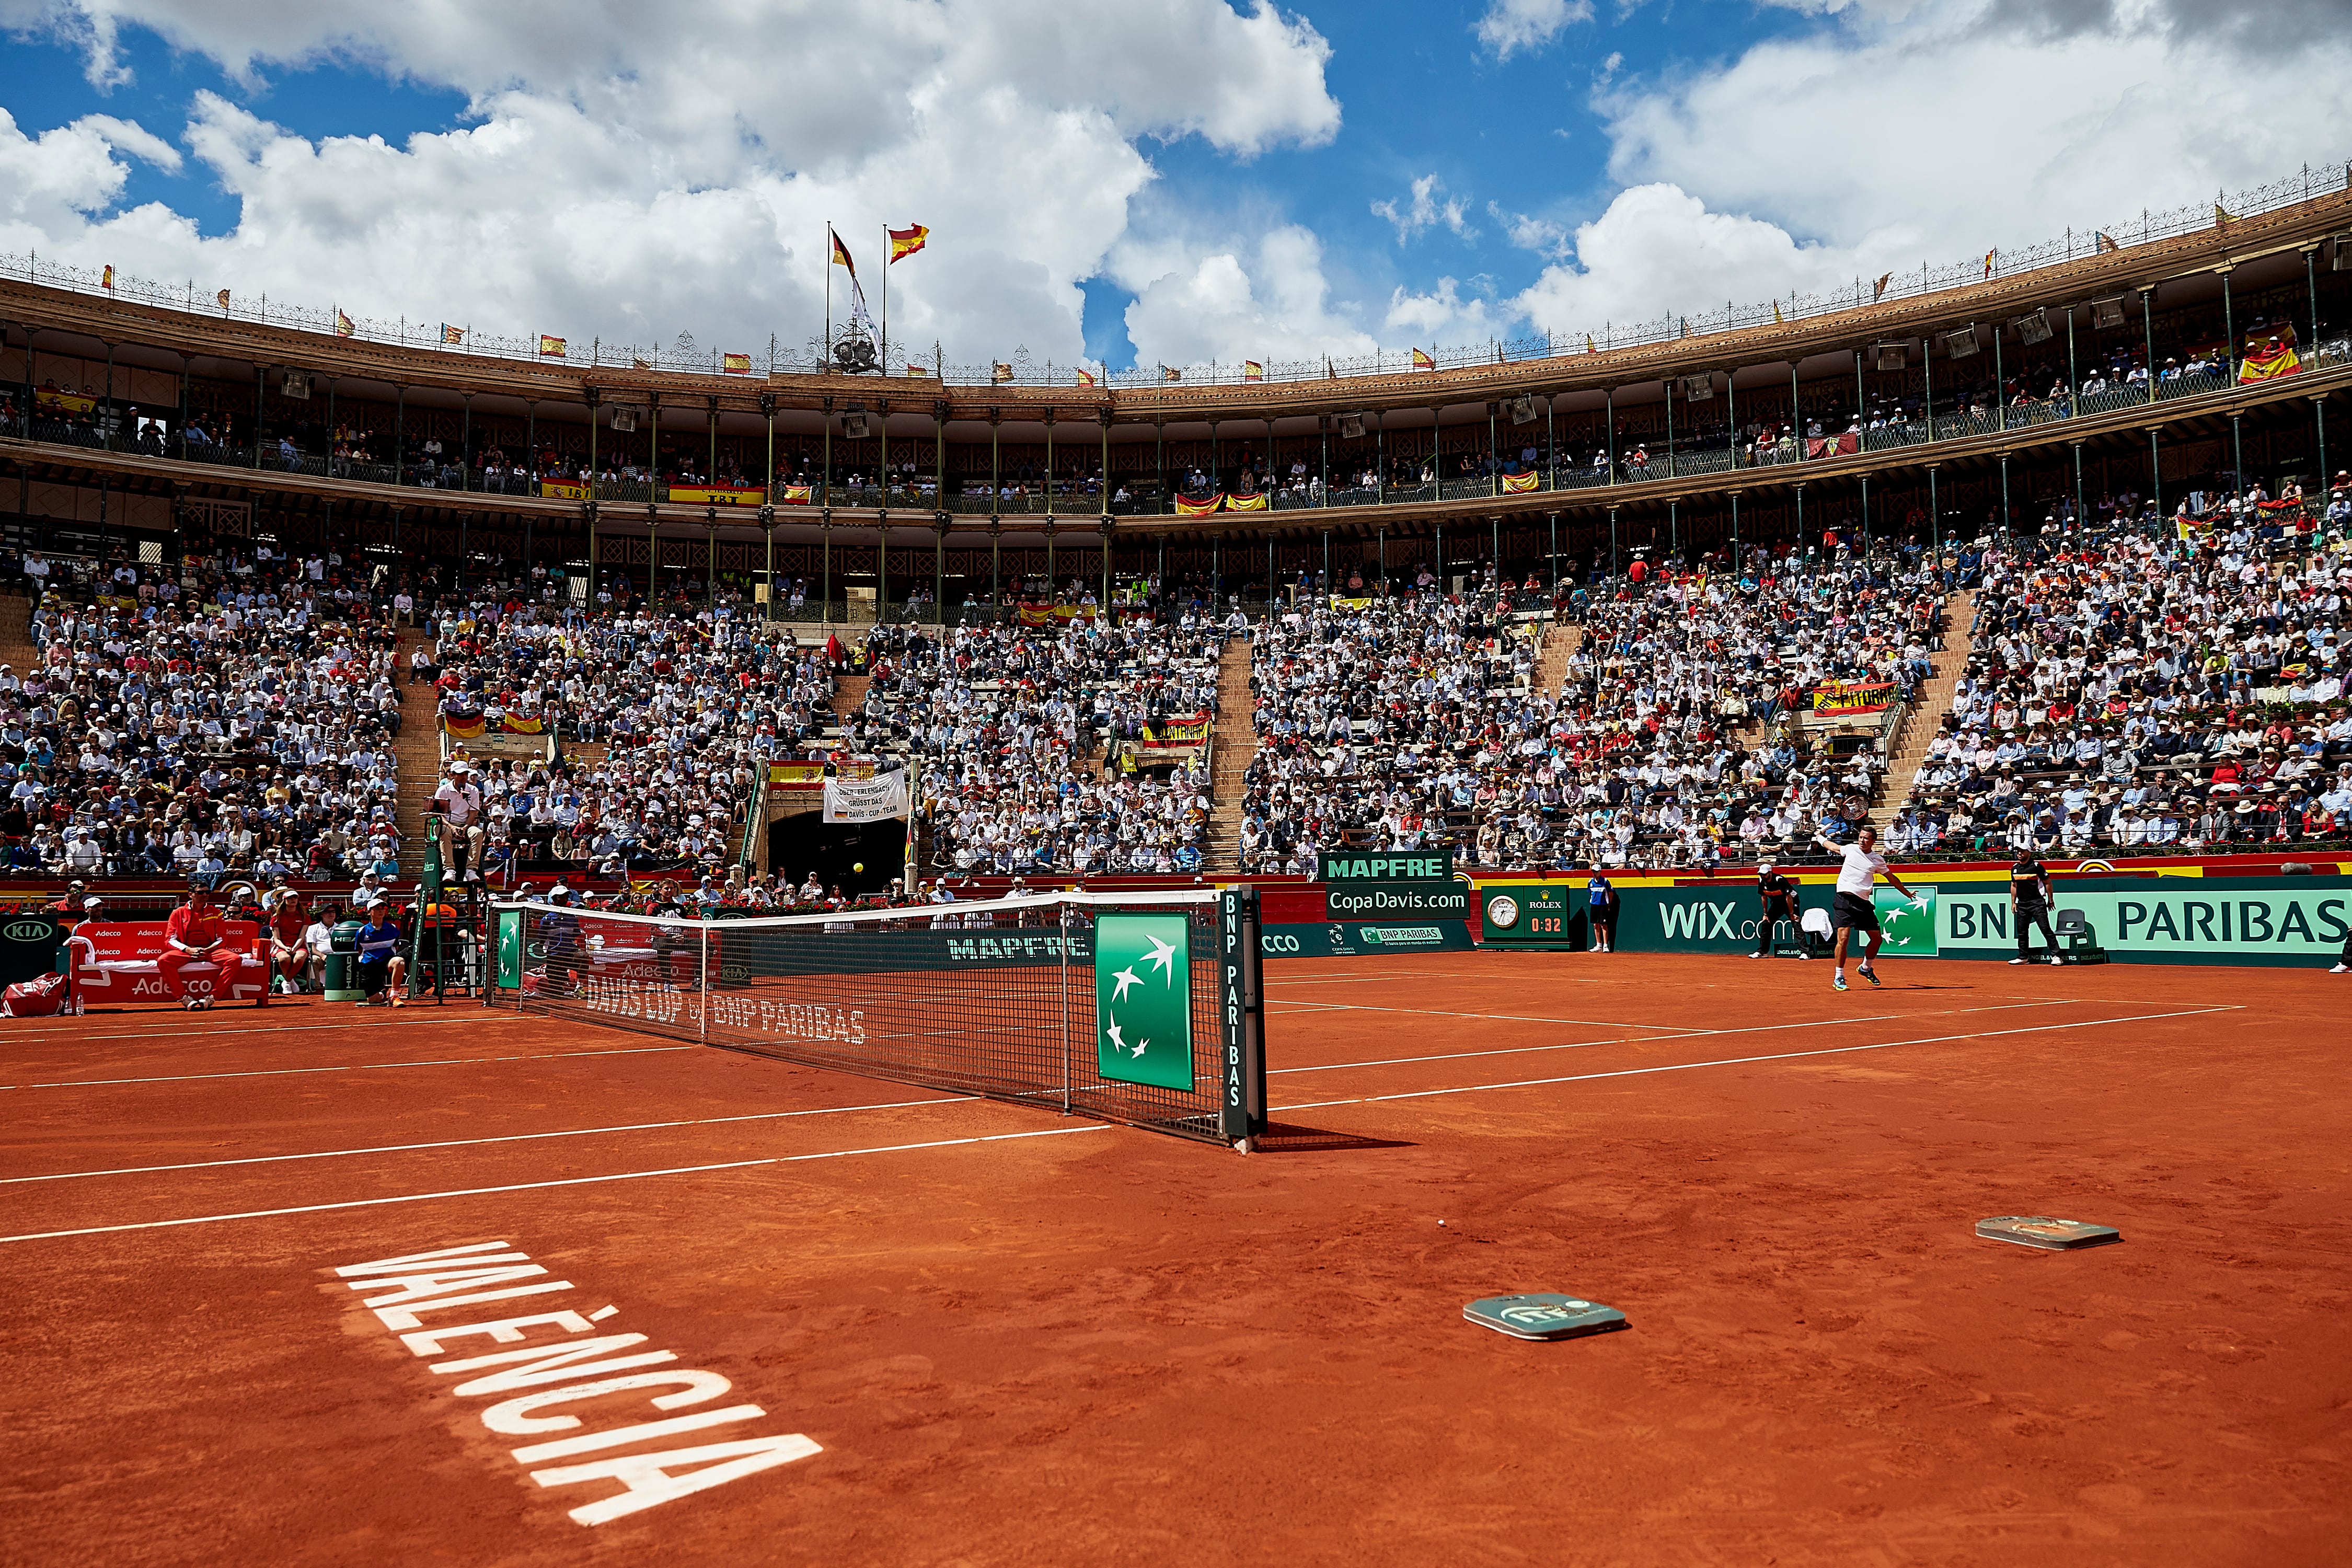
[539,480,590,501]
[1808,681,1895,720]
[670,485,766,508]
[1141,713,1212,748]
[822,770,909,824]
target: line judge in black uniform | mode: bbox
[1751,860,1799,958]
[2009,852,2059,964]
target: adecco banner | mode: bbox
[1258,921,1477,959]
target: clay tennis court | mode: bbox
[5,952,2345,1565]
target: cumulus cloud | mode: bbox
[0,0,1342,364]
[1385,276,1507,345]
[1371,174,1472,243]
[1120,223,1378,367]
[1488,201,1569,258]
[1473,0,1594,60]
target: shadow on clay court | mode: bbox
[1252,1121,1416,1154]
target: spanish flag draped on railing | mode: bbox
[1175,493,1225,516]
[1225,491,1269,512]
[1501,470,1540,494]
[2238,325,2301,383]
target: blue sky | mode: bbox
[3,1,2345,375]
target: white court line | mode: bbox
[1273,999,1730,1030]
[1266,999,2081,1076]
[1273,1005,2243,1112]
[63,1014,492,1042]
[2,1094,977,1184]
[0,1123,1113,1244]
[0,1044,695,1093]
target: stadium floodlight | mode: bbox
[1943,326,1980,360]
[1339,414,1365,439]
[1509,395,1539,425]
[281,371,310,399]
[2014,308,2055,344]
[2091,296,2128,329]
[1680,374,1714,401]
[610,405,638,432]
[843,410,870,440]
[1872,342,1909,372]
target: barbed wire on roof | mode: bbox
[2,158,2344,391]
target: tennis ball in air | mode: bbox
[853,862,864,873]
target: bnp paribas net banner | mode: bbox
[1094,913,1194,1090]
[1932,880,2351,966]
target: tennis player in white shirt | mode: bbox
[1811,824,1925,992]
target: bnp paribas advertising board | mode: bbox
[1593,877,2349,969]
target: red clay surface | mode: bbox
[3,953,2347,1565]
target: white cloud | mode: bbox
[1473,0,1594,61]
[1120,224,1378,367]
[1,1,1342,364]
[1488,201,1569,258]
[1385,276,1506,345]
[1513,182,1884,339]
[1598,0,2352,266]
[1371,174,1472,243]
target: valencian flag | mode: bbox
[101,264,114,289]
[722,352,753,375]
[1244,361,1264,382]
[1161,365,1182,383]
[2095,232,2120,253]
[1094,913,1193,1090]
[888,224,928,263]
[538,334,567,357]
[2238,325,2301,383]
[1411,348,1436,371]
[440,322,463,344]
[1502,470,1540,494]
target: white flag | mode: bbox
[822,772,908,824]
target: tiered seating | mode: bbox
[425,599,837,877]
[1892,525,2352,855]
[8,547,406,881]
[855,615,1220,874]
[1551,557,1945,867]
[1238,589,1547,872]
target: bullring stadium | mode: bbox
[5,10,2351,1559]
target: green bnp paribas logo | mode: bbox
[1094,913,1194,1091]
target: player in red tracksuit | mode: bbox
[159,884,253,1009]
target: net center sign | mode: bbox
[1095,913,1194,1090]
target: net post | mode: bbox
[1220,885,1265,1147]
[1058,900,1073,1115]
[698,922,710,1041]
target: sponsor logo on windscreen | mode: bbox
[945,933,1085,963]
[1362,926,1443,945]
[705,995,867,1046]
[4,920,50,941]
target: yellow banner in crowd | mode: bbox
[1502,470,1541,493]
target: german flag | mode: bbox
[832,230,858,274]
[1411,348,1436,371]
[889,224,929,263]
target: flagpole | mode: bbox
[881,224,889,375]
[824,224,833,373]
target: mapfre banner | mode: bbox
[822,771,909,824]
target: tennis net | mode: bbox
[485,888,1265,1145]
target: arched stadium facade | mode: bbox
[5,189,2348,606]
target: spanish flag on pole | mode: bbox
[1772,301,1783,325]
[888,224,929,263]
[539,334,567,358]
[1076,368,1098,387]
[1983,249,1997,278]
[1872,272,1893,303]
[101,264,115,290]
[722,352,753,375]
[337,310,356,337]
[1244,361,1264,382]
[1411,348,1436,372]
[2214,203,2238,227]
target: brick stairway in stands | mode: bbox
[391,628,445,884]
[1870,589,1978,833]
[1205,638,1256,868]
[0,593,37,688]
[1532,616,1581,700]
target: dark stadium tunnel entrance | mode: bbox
[769,810,905,900]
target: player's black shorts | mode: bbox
[1832,891,1880,933]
